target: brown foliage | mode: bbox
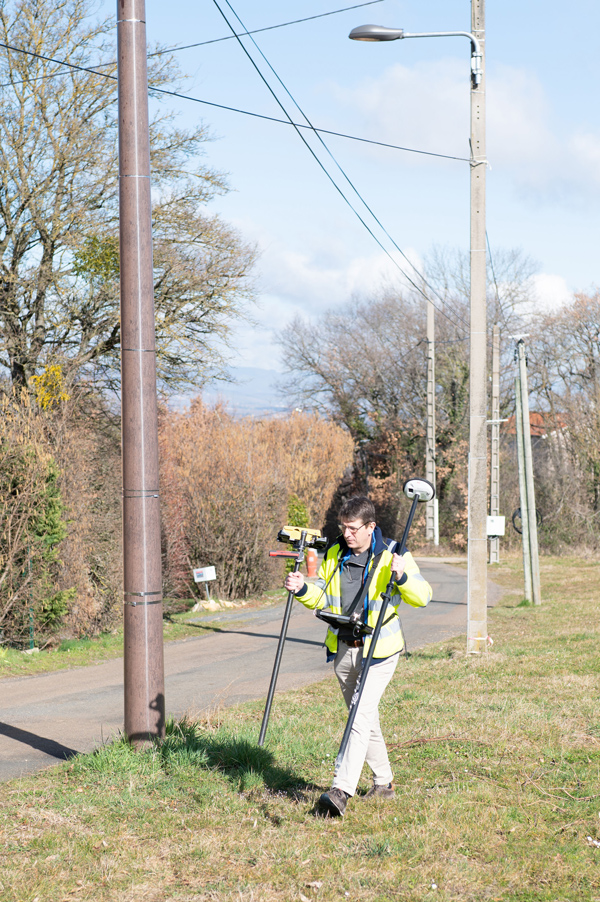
[49,396,122,636]
[523,290,600,550]
[0,383,123,646]
[159,403,353,600]
[0,394,56,640]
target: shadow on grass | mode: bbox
[159,718,317,798]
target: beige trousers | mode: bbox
[332,645,399,797]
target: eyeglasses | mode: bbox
[338,522,367,535]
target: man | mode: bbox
[285,495,432,817]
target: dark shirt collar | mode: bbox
[338,525,386,558]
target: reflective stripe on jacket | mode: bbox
[294,527,432,659]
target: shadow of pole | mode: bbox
[0,721,79,760]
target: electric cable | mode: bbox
[0,44,470,163]
[486,230,501,312]
[216,3,471,333]
[221,0,467,322]
[0,21,469,334]
[219,0,467,329]
[0,1,386,88]
[148,1,387,57]
[211,0,468,334]
[486,229,517,341]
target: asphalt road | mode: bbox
[0,560,500,782]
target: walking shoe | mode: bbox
[363,782,395,801]
[319,787,349,817]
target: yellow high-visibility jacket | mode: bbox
[294,527,432,659]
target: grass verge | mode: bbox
[1,554,600,901]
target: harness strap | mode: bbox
[345,549,386,619]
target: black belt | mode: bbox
[340,637,364,648]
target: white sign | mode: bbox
[193,566,216,583]
[486,516,506,537]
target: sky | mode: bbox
[102,0,600,393]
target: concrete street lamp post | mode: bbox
[350,2,488,653]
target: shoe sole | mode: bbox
[319,793,344,817]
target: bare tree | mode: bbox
[276,247,537,544]
[0,0,255,393]
[529,291,600,522]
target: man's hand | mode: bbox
[285,571,306,594]
[391,552,406,580]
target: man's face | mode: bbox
[339,519,376,554]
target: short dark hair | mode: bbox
[338,495,376,525]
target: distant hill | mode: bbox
[200,366,290,417]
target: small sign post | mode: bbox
[193,566,216,602]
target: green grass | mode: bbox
[2,555,600,900]
[0,588,287,678]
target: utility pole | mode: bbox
[425,297,438,544]
[514,365,532,603]
[516,340,541,605]
[117,0,165,744]
[467,0,488,653]
[489,324,500,563]
[347,6,486,620]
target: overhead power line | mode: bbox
[211,0,468,333]
[0,12,469,333]
[0,42,469,164]
[0,1,386,86]
[154,91,470,163]
[148,1,387,57]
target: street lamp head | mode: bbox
[349,24,405,42]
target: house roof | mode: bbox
[504,411,566,437]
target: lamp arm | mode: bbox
[401,31,482,85]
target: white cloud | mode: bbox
[260,243,421,311]
[327,61,600,202]
[486,66,600,200]
[530,272,572,313]
[229,215,423,310]
[328,59,469,163]
[217,224,425,369]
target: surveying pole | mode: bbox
[118,0,165,744]
[516,340,541,605]
[489,324,500,563]
[425,298,438,544]
[467,0,488,654]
